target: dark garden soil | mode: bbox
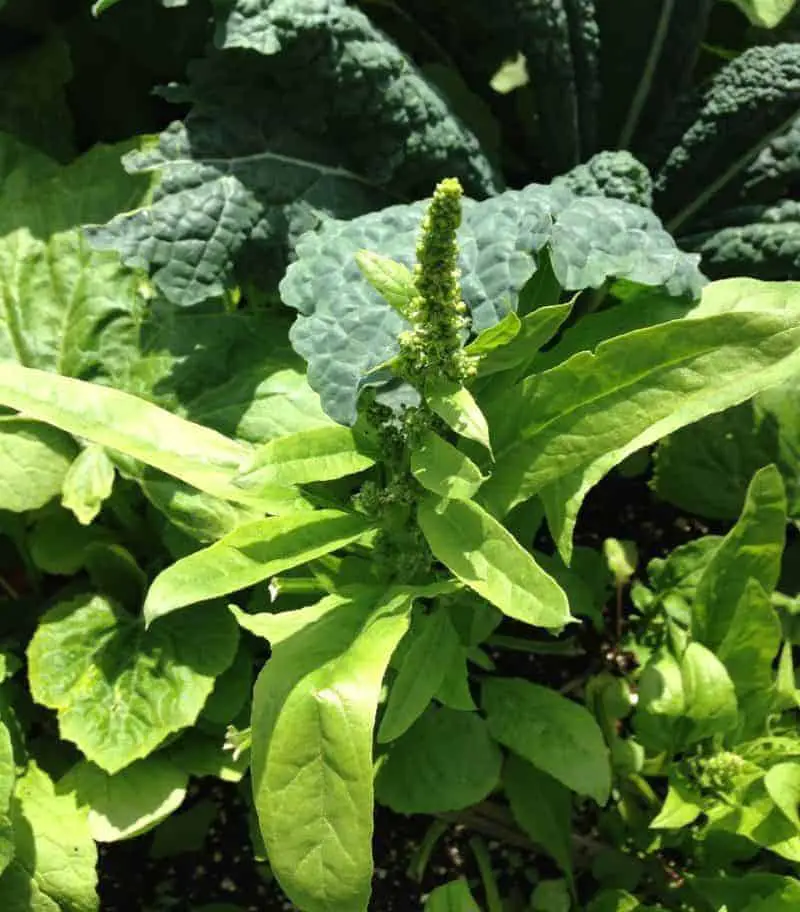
[97,469,727,912]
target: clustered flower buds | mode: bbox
[398,177,475,387]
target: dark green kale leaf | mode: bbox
[682,200,800,280]
[87,0,500,307]
[553,150,653,207]
[282,184,704,425]
[740,113,800,204]
[653,43,800,231]
[514,0,600,172]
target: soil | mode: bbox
[96,469,727,912]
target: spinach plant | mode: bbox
[1,177,799,910]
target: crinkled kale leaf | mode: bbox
[282,184,705,425]
[87,0,499,307]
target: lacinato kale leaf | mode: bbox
[682,200,800,281]
[282,184,704,424]
[88,0,500,307]
[654,43,800,231]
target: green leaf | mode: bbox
[0,40,74,162]
[0,719,13,876]
[410,432,485,501]
[0,364,277,509]
[418,495,572,630]
[465,311,521,361]
[424,879,481,911]
[603,539,638,587]
[692,874,800,912]
[531,879,571,912]
[764,762,800,830]
[252,588,414,912]
[634,651,687,753]
[504,755,573,884]
[0,418,77,512]
[692,465,786,650]
[481,281,800,559]
[679,642,739,747]
[586,890,649,912]
[375,708,502,814]
[726,0,797,28]
[234,427,374,491]
[473,303,573,384]
[231,593,354,646]
[354,251,416,318]
[653,378,800,522]
[0,138,154,383]
[144,509,372,624]
[92,0,124,15]
[0,762,97,912]
[650,772,704,829]
[378,607,463,743]
[284,186,702,424]
[61,444,116,525]
[483,677,611,804]
[717,580,783,728]
[426,382,492,456]
[62,756,188,842]
[89,3,498,309]
[27,596,238,774]
[707,776,800,862]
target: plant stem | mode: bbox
[0,573,19,600]
[469,835,504,912]
[486,634,583,656]
[407,819,449,883]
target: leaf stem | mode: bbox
[469,835,504,912]
[486,634,583,656]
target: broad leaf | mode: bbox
[233,426,374,490]
[0,418,77,512]
[0,762,97,912]
[653,378,800,521]
[426,383,492,455]
[283,185,702,424]
[0,719,12,876]
[692,874,800,912]
[504,755,573,884]
[28,596,238,774]
[252,587,414,912]
[424,880,481,912]
[0,363,274,508]
[692,465,786,650]
[144,509,372,624]
[410,432,485,501]
[354,250,415,318]
[88,0,498,308]
[764,762,800,830]
[483,678,611,804]
[418,495,571,629]
[481,281,800,559]
[650,772,704,829]
[717,580,783,730]
[634,652,687,754]
[678,643,739,747]
[0,137,154,383]
[473,303,573,383]
[61,444,116,525]
[62,756,188,842]
[378,607,463,743]
[375,708,502,814]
